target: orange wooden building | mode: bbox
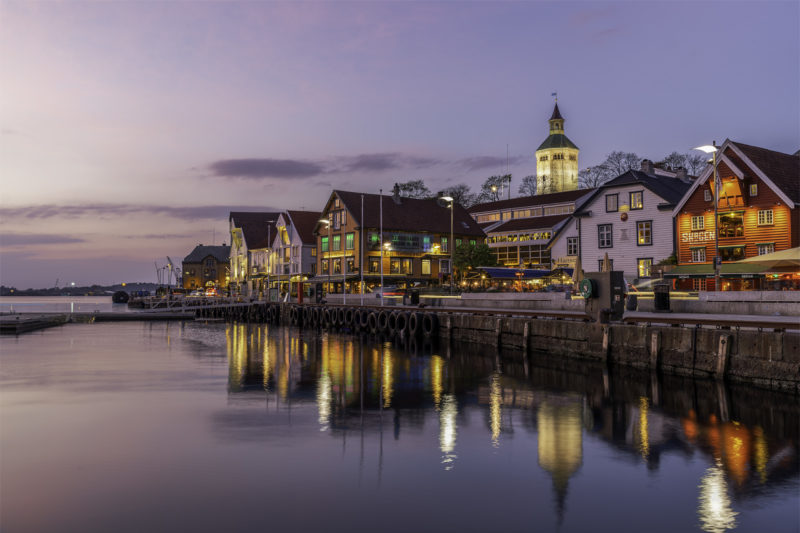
[669,140,799,290]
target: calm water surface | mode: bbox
[0,295,128,314]
[1,321,798,532]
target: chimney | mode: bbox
[640,159,654,174]
[675,167,687,180]
[392,182,402,205]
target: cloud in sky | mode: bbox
[0,233,86,246]
[0,204,275,221]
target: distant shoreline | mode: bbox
[0,284,159,297]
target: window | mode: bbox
[311,247,317,257]
[757,243,774,256]
[630,191,643,210]
[598,258,613,270]
[719,246,745,262]
[605,194,618,212]
[691,247,706,263]
[401,258,412,274]
[757,209,773,226]
[441,237,448,252]
[540,155,548,162]
[321,237,329,252]
[469,239,477,246]
[332,234,341,251]
[440,259,451,274]
[421,259,431,275]
[345,233,355,250]
[693,278,707,291]
[704,189,712,202]
[390,259,408,274]
[334,198,340,208]
[637,258,653,278]
[347,257,355,272]
[691,216,705,231]
[206,259,214,267]
[422,236,432,252]
[456,238,462,247]
[333,258,342,274]
[369,257,381,273]
[636,221,652,246]
[567,237,579,256]
[598,224,613,248]
[341,210,347,225]
[749,184,758,197]
[718,212,744,238]
[321,259,329,274]
[332,211,340,230]
[501,211,512,221]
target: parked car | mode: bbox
[188,290,204,297]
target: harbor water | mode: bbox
[1,312,798,532]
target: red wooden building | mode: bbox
[669,140,799,290]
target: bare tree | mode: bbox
[578,151,641,189]
[578,165,612,189]
[658,151,710,177]
[477,174,512,203]
[397,179,432,198]
[518,175,537,196]
[440,183,477,208]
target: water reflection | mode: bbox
[221,323,799,528]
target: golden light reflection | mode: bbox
[698,460,738,533]
[262,329,271,391]
[317,372,332,432]
[382,347,393,409]
[439,394,458,470]
[489,372,502,447]
[682,409,699,443]
[537,399,583,509]
[431,355,444,410]
[752,427,768,484]
[637,396,650,461]
[721,422,750,487]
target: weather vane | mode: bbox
[552,91,557,103]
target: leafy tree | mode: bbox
[476,174,512,203]
[440,183,477,208]
[518,175,537,196]
[453,243,497,272]
[397,179,432,199]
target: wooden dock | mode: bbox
[0,314,69,334]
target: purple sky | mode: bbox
[1,1,798,288]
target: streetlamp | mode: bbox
[441,195,454,295]
[694,142,720,291]
[319,218,331,299]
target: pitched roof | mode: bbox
[287,210,322,244]
[487,214,572,233]
[333,190,485,237]
[733,141,799,203]
[469,189,593,213]
[589,170,693,207]
[229,211,281,249]
[183,245,230,264]
[536,133,579,151]
[550,103,563,121]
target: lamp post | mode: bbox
[442,195,454,295]
[379,188,384,307]
[319,218,331,298]
[694,142,720,291]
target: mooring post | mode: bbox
[715,333,731,380]
[522,322,530,355]
[495,318,502,347]
[649,330,661,370]
[602,325,611,361]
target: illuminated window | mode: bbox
[332,235,341,251]
[637,258,653,278]
[691,247,706,262]
[421,259,431,275]
[441,237,448,252]
[630,191,643,210]
[692,278,707,291]
[606,194,618,212]
[749,184,758,196]
[369,257,380,273]
[347,257,355,272]
[718,212,744,238]
[321,237,329,252]
[345,233,355,250]
[311,248,317,257]
[598,224,613,248]
[704,189,712,202]
[321,259,329,274]
[719,246,745,262]
[691,216,705,231]
[757,243,774,255]
[757,209,773,225]
[333,258,342,274]
[341,210,347,225]
[637,221,652,246]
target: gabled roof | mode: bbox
[536,133,579,151]
[183,245,230,264]
[229,211,281,249]
[672,139,799,214]
[286,210,322,245]
[469,189,593,214]
[331,190,485,237]
[487,214,572,234]
[582,170,692,210]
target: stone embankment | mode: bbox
[192,301,799,394]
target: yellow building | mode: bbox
[536,103,579,194]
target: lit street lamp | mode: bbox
[441,195,454,295]
[694,142,720,291]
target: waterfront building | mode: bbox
[181,244,230,290]
[269,210,321,296]
[549,160,692,283]
[536,102,579,194]
[668,140,799,290]
[229,211,280,296]
[312,186,485,293]
[468,190,593,271]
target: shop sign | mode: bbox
[680,231,715,243]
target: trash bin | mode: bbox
[402,293,410,306]
[626,293,638,311]
[653,284,670,312]
[315,283,323,304]
[410,289,420,305]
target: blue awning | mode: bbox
[478,267,552,279]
